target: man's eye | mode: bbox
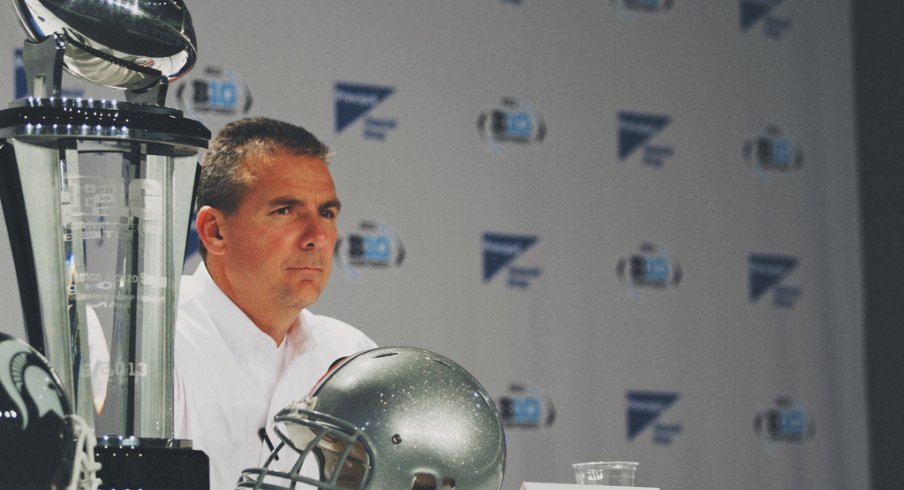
[274,207,291,215]
[321,209,336,219]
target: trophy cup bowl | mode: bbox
[12,0,197,90]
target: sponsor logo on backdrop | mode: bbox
[617,242,682,301]
[477,97,546,156]
[740,0,792,39]
[612,0,673,14]
[334,220,406,281]
[175,65,253,121]
[482,232,541,289]
[754,397,814,443]
[617,111,673,167]
[496,383,556,429]
[627,390,682,445]
[15,49,84,100]
[749,253,800,308]
[335,82,397,140]
[743,126,803,179]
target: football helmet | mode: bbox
[237,347,506,490]
[0,332,101,490]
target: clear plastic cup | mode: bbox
[572,461,638,486]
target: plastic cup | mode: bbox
[572,461,638,486]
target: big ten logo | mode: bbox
[348,233,391,264]
[477,97,546,155]
[192,77,236,110]
[335,221,405,281]
[496,383,556,429]
[743,126,803,179]
[616,242,681,301]
[176,65,252,117]
[754,397,814,443]
[491,108,533,143]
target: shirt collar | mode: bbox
[193,262,312,366]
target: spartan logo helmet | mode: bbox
[0,332,101,489]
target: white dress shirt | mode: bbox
[174,263,376,489]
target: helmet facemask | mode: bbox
[68,413,103,490]
[237,398,373,490]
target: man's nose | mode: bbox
[299,216,329,250]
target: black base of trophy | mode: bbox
[95,444,209,490]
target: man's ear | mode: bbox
[196,206,227,256]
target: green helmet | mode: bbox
[237,346,506,490]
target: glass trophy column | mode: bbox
[0,42,210,490]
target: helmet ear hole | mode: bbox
[412,473,437,490]
[410,474,456,490]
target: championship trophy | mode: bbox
[0,1,209,487]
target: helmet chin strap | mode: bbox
[67,414,102,490]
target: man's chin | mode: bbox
[281,285,323,310]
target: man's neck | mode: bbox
[204,260,298,346]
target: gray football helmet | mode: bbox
[236,347,506,490]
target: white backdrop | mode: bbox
[0,1,867,489]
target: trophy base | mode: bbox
[95,438,209,490]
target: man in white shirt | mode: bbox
[174,117,376,489]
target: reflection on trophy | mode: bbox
[0,1,209,487]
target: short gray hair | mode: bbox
[196,117,331,258]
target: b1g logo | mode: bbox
[617,111,673,167]
[626,390,682,445]
[740,0,792,39]
[496,383,556,430]
[754,397,814,443]
[749,253,801,308]
[477,97,546,155]
[334,220,405,281]
[616,242,682,301]
[175,65,253,119]
[481,232,542,289]
[743,126,803,179]
[335,82,397,141]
